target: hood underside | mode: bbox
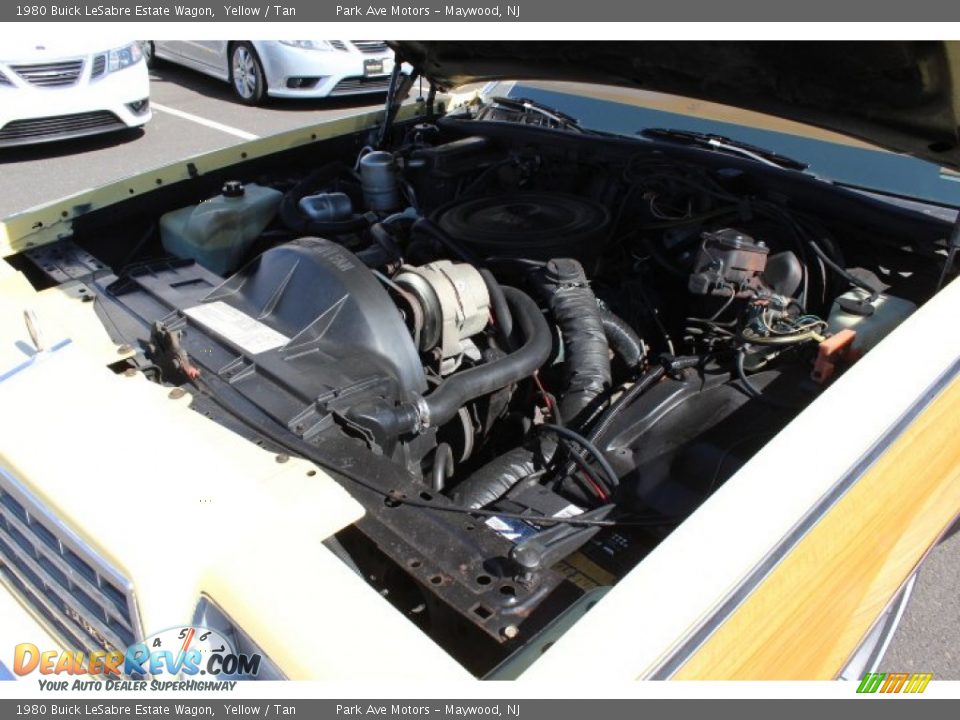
[391,41,960,170]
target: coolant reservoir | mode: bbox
[160,181,282,275]
[827,288,916,355]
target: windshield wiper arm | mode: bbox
[640,128,809,171]
[489,95,588,133]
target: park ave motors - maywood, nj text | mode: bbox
[335,5,520,16]
[336,706,520,716]
[21,4,297,16]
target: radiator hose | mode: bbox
[599,307,645,370]
[391,285,552,433]
[534,258,612,425]
[449,260,617,509]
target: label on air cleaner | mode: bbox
[184,301,289,355]
[485,504,583,543]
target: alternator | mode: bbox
[394,260,491,373]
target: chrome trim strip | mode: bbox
[0,505,134,634]
[648,355,960,679]
[0,538,125,649]
[10,59,84,88]
[864,573,917,673]
[0,464,142,652]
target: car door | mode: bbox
[160,40,229,79]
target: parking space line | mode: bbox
[151,102,260,141]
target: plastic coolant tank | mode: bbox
[160,181,283,275]
[827,289,916,355]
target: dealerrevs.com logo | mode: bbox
[857,672,933,694]
[13,626,261,691]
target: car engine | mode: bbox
[46,97,950,675]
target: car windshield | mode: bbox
[484,80,960,209]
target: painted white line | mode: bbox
[151,102,260,141]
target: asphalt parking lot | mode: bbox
[0,63,957,680]
[0,62,392,218]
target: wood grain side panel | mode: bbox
[673,376,960,679]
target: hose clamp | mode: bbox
[413,396,431,432]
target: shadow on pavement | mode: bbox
[0,128,146,166]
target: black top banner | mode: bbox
[4,0,960,21]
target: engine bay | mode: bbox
[22,94,955,675]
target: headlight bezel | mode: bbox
[105,41,144,74]
[278,40,336,52]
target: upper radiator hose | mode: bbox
[388,286,552,434]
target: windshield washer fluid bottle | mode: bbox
[827,288,916,356]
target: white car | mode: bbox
[146,41,400,105]
[0,40,150,148]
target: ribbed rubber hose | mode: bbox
[450,438,556,509]
[536,259,611,425]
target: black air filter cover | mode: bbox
[435,192,610,266]
[99,238,427,446]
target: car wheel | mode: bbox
[141,41,157,69]
[230,42,266,105]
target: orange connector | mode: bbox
[811,328,858,384]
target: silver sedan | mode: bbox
[145,40,400,105]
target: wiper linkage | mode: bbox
[489,95,586,133]
[641,127,809,171]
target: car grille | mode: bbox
[0,470,140,656]
[10,59,84,87]
[91,54,106,78]
[0,111,125,145]
[351,40,388,54]
[330,76,392,96]
[0,70,12,86]
[329,40,348,51]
